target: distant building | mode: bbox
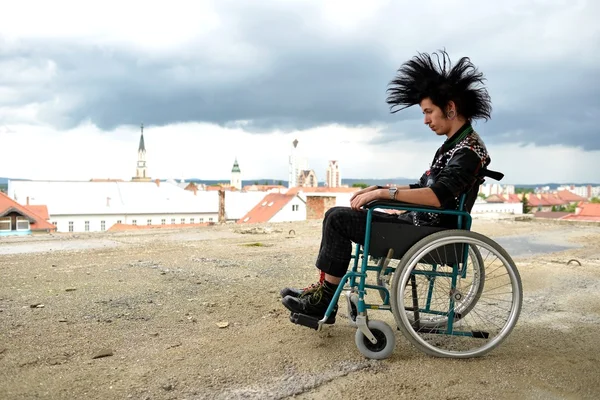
[298,170,318,187]
[0,192,55,236]
[470,197,523,215]
[230,158,242,191]
[326,160,341,188]
[237,192,306,224]
[479,183,514,197]
[132,123,151,182]
[288,139,308,188]
[557,184,600,200]
[7,180,219,233]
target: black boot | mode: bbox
[279,283,320,298]
[282,281,339,324]
[280,270,326,298]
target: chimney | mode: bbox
[26,196,29,205]
[192,185,197,196]
[218,190,226,223]
[155,178,160,187]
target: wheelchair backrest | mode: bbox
[452,168,504,227]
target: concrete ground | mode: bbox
[1,218,599,399]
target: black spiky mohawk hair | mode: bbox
[386,49,492,121]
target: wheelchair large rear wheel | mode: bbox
[390,230,522,358]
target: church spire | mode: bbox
[231,157,241,173]
[132,123,151,182]
[138,123,146,152]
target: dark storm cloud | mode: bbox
[5,37,395,132]
[1,1,598,150]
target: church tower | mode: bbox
[230,158,242,190]
[132,123,151,182]
[288,138,308,188]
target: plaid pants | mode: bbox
[315,206,412,277]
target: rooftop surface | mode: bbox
[1,218,599,399]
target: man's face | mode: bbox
[420,97,449,136]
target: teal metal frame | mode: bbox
[320,194,474,327]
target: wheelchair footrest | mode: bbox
[289,313,320,330]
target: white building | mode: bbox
[7,180,219,233]
[471,197,523,216]
[221,191,269,222]
[326,160,341,188]
[479,183,515,197]
[288,139,308,188]
[238,192,306,224]
[557,184,600,200]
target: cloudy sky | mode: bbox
[1,0,598,184]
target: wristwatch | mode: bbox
[388,187,397,200]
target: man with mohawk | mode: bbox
[281,50,493,325]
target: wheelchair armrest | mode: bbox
[364,200,443,212]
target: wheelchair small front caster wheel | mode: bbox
[355,320,395,360]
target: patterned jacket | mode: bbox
[398,123,491,228]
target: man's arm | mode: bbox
[377,185,411,190]
[370,187,441,207]
[395,187,441,207]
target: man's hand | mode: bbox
[350,189,384,210]
[350,185,378,202]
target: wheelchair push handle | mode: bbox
[479,168,504,181]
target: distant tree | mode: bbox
[591,197,600,204]
[515,187,534,194]
[522,195,532,214]
[278,180,283,186]
[352,183,369,189]
[478,193,486,199]
[254,181,259,185]
[565,202,577,213]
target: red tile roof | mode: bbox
[0,193,56,232]
[541,194,568,206]
[534,211,571,219]
[24,205,50,220]
[485,194,506,203]
[577,203,600,217]
[237,193,297,224]
[560,203,600,221]
[526,194,552,207]
[557,190,587,202]
[504,194,522,203]
[561,215,600,222]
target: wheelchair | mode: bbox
[290,169,523,360]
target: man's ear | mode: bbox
[446,100,456,114]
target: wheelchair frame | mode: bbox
[290,168,523,359]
